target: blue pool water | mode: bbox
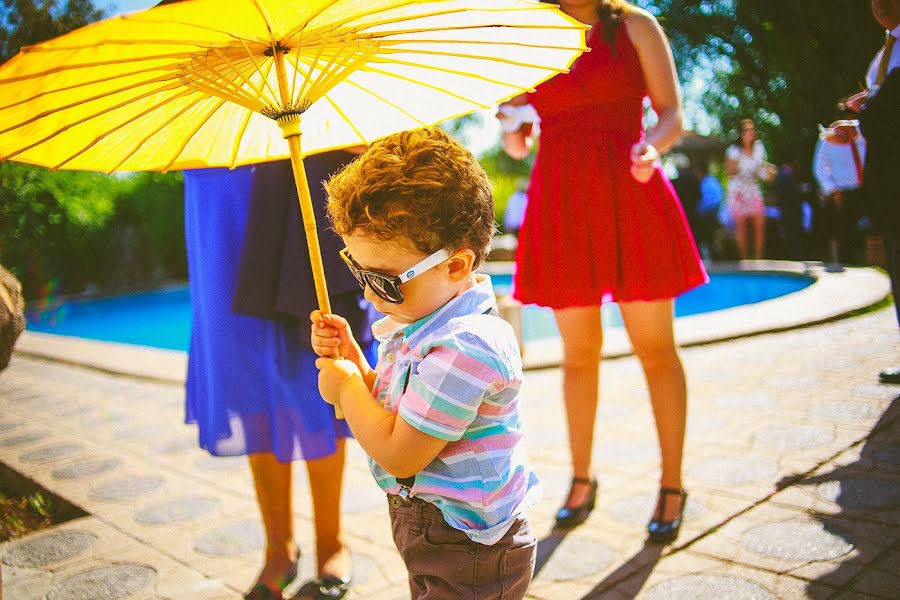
[27,273,813,349]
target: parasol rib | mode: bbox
[299,42,354,107]
[182,52,264,106]
[229,106,256,169]
[298,4,545,43]
[0,62,193,111]
[0,73,183,137]
[373,37,588,52]
[118,14,264,47]
[367,55,533,90]
[178,70,264,111]
[343,22,585,43]
[229,59,275,168]
[322,94,369,146]
[0,52,198,84]
[291,42,327,104]
[162,96,229,171]
[311,47,378,105]
[343,78,427,127]
[108,93,208,172]
[53,88,196,170]
[1,81,185,160]
[210,48,271,105]
[238,39,280,106]
[358,65,491,108]
[249,0,277,44]
[368,46,571,73]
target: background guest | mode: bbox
[850,0,900,383]
[500,0,707,544]
[725,119,775,260]
[184,150,375,600]
[773,156,809,260]
[812,117,867,264]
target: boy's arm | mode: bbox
[317,359,448,478]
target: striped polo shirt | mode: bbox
[369,274,541,545]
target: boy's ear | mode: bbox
[446,249,476,282]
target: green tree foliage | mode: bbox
[1,0,186,301]
[109,171,186,287]
[0,0,103,61]
[0,163,125,298]
[652,0,883,167]
[478,143,534,233]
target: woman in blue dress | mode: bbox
[184,150,375,600]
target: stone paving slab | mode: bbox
[0,517,238,600]
[1,307,898,599]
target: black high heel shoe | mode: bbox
[647,487,687,544]
[555,477,597,528]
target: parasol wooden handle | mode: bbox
[274,48,344,419]
[283,134,345,420]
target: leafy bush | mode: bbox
[0,163,184,301]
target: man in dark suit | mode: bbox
[851,0,899,383]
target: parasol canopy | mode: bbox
[0,0,587,172]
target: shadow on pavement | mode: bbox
[581,541,664,599]
[533,525,573,578]
[776,394,900,597]
[534,526,664,599]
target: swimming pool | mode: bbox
[27,272,813,349]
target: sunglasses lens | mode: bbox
[365,274,403,304]
[339,249,403,304]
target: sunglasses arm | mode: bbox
[397,248,453,283]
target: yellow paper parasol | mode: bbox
[0,0,585,316]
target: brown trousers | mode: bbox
[388,495,537,600]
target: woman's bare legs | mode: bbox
[553,305,603,507]
[248,441,351,593]
[619,299,687,522]
[752,209,766,259]
[733,213,749,260]
[248,453,299,593]
[305,438,351,580]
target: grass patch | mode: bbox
[0,462,87,541]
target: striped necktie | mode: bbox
[849,141,864,186]
[876,31,896,86]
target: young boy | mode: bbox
[311,127,540,600]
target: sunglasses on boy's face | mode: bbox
[339,247,452,304]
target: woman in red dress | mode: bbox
[499,0,707,543]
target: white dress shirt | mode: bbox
[866,24,900,88]
[812,136,867,196]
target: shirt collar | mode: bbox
[891,25,900,39]
[371,274,497,345]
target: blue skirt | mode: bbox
[183,165,375,462]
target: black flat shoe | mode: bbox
[244,559,299,600]
[555,477,597,528]
[647,488,687,544]
[292,575,352,600]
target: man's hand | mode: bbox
[843,91,868,113]
[315,357,363,407]
[496,103,538,134]
[630,142,659,183]
[832,190,844,207]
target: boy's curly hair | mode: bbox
[325,127,496,267]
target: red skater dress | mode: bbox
[514,22,708,308]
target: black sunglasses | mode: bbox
[339,247,452,304]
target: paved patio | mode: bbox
[1,304,898,598]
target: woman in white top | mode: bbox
[725,119,774,259]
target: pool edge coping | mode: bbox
[12,261,892,380]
